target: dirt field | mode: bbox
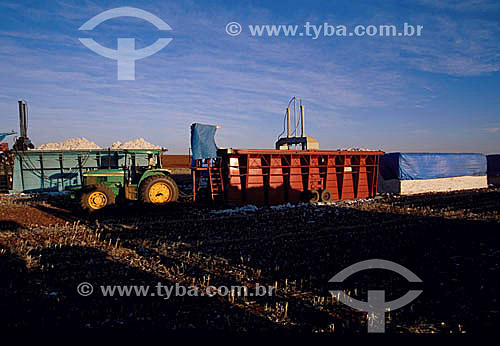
[0,188,498,333]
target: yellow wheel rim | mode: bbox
[88,191,107,210]
[149,182,171,204]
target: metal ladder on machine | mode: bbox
[208,159,224,202]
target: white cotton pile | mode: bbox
[111,138,162,149]
[37,138,102,150]
[37,137,162,150]
[338,147,377,151]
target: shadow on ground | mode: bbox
[0,246,282,330]
[9,189,499,333]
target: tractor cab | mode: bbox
[74,149,179,212]
[128,151,159,183]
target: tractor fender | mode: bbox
[137,169,172,187]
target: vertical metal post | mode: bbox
[123,151,128,186]
[192,166,196,202]
[293,96,297,137]
[39,153,44,189]
[208,158,213,201]
[59,153,64,190]
[19,155,25,191]
[22,103,28,137]
[77,155,83,186]
[300,104,306,150]
[286,108,291,138]
[300,105,305,137]
[18,101,24,138]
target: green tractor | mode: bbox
[72,149,179,212]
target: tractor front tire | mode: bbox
[80,184,115,212]
[139,175,179,205]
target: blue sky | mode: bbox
[0,0,499,153]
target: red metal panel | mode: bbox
[357,156,370,198]
[288,155,303,203]
[246,155,265,204]
[233,149,383,155]
[193,148,383,205]
[161,154,191,168]
[325,155,340,200]
[373,155,380,197]
[269,155,285,204]
[341,156,355,200]
[308,156,322,191]
[227,156,242,204]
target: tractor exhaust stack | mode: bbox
[13,100,34,151]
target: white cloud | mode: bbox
[482,127,500,133]
[415,0,500,11]
[0,0,499,152]
[410,129,431,135]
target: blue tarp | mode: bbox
[191,123,218,160]
[487,155,500,177]
[380,153,487,180]
[0,132,14,142]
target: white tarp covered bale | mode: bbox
[378,175,488,194]
[378,153,488,195]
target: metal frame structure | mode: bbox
[10,149,161,193]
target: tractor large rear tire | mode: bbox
[80,184,115,212]
[139,175,179,205]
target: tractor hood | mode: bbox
[83,170,125,176]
